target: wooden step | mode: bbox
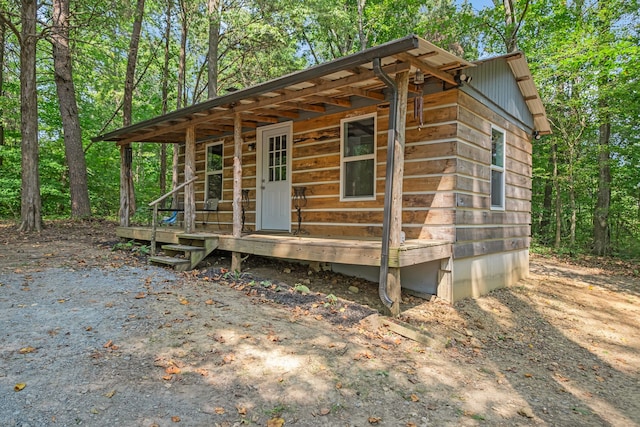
[162,244,205,253]
[149,256,191,271]
[178,233,219,240]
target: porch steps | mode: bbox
[149,233,220,272]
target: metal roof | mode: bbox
[93,35,474,144]
[93,35,550,144]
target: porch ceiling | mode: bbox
[92,35,474,145]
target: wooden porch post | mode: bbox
[119,144,132,227]
[387,70,409,316]
[184,126,196,233]
[231,112,243,272]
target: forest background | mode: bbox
[0,0,638,258]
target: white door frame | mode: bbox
[255,121,292,231]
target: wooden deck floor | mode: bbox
[117,226,452,268]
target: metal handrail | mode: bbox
[148,176,198,255]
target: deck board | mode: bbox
[116,226,451,267]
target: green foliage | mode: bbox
[1,0,638,260]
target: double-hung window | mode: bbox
[490,127,505,209]
[206,142,224,202]
[340,113,376,200]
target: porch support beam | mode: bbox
[184,126,196,233]
[386,70,409,316]
[231,113,243,272]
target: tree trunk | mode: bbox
[160,0,172,206]
[177,0,187,109]
[18,0,42,232]
[539,179,552,239]
[593,122,611,255]
[207,0,220,99]
[52,0,91,218]
[0,20,5,163]
[552,140,561,247]
[121,0,145,219]
[171,0,188,209]
[357,0,367,50]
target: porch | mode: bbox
[117,225,452,268]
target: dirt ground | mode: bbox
[1,220,639,427]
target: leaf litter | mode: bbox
[0,220,639,426]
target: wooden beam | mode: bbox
[231,113,243,272]
[118,62,411,144]
[282,101,326,113]
[387,70,409,316]
[393,53,457,86]
[305,94,352,108]
[184,126,196,233]
[345,87,386,101]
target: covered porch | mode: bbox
[94,35,471,314]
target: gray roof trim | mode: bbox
[474,52,551,134]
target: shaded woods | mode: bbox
[0,0,638,257]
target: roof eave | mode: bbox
[93,35,423,143]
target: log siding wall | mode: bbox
[454,91,532,259]
[176,87,532,259]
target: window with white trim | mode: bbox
[491,127,505,209]
[205,142,223,202]
[340,113,376,200]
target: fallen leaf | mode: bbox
[267,334,280,342]
[90,408,99,414]
[103,340,113,348]
[407,423,417,427]
[85,326,93,331]
[14,383,26,392]
[162,375,173,381]
[165,366,181,375]
[524,373,533,378]
[237,406,247,415]
[171,415,181,422]
[267,418,284,427]
[19,346,36,354]
[335,382,342,389]
[104,390,116,398]
[179,298,189,305]
[57,299,66,303]
[214,407,225,414]
[410,394,419,402]
[205,299,214,305]
[196,368,209,377]
[319,408,330,415]
[135,292,146,299]
[368,416,382,424]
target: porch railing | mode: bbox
[148,177,198,256]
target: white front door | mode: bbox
[258,123,291,231]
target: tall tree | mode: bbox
[18,0,41,232]
[159,0,172,204]
[0,18,5,162]
[120,0,145,225]
[207,0,220,99]
[51,0,91,218]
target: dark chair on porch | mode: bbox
[201,198,220,228]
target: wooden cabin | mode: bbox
[93,35,550,314]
